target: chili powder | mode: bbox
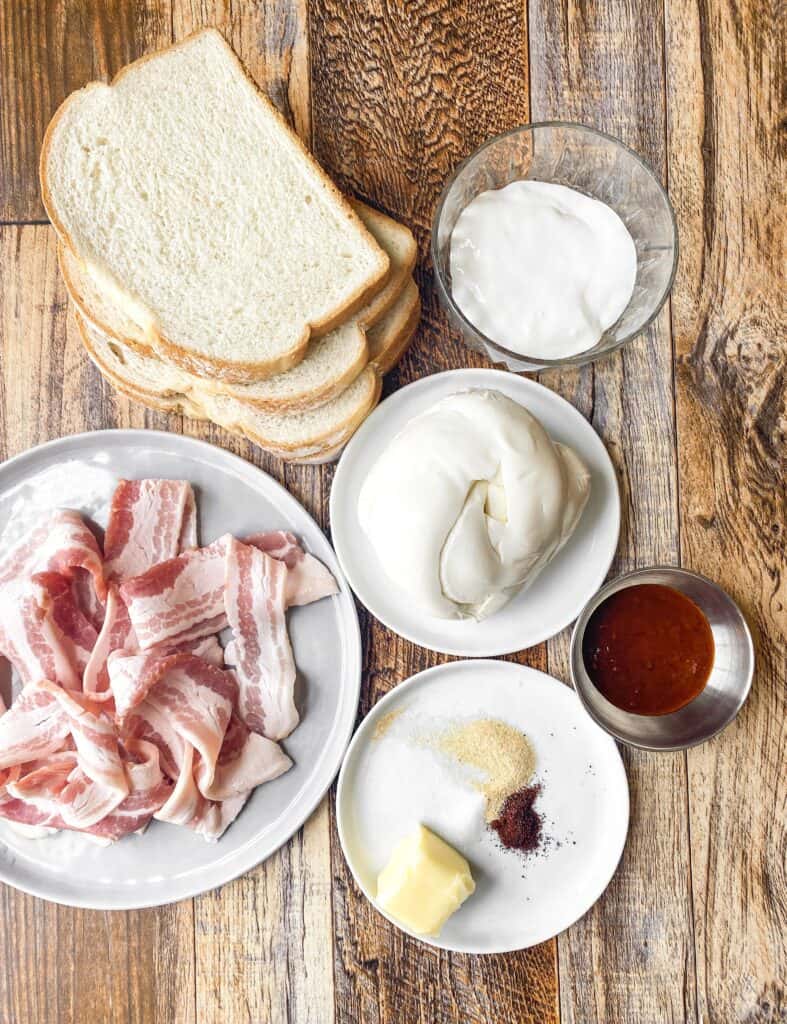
[490,783,543,853]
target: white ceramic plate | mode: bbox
[336,660,629,953]
[330,369,620,656]
[0,430,361,909]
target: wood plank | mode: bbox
[193,800,335,1024]
[0,0,172,222]
[526,1,697,1022]
[310,4,559,1022]
[0,224,196,1024]
[167,6,337,1022]
[664,1,786,1020]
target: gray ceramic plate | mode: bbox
[0,430,361,909]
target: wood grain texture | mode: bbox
[310,3,558,1023]
[0,1,172,222]
[527,1,697,1022]
[665,0,786,1020]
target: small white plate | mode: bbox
[330,369,620,656]
[0,430,361,909]
[336,660,629,954]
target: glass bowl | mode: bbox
[569,567,754,751]
[431,122,679,372]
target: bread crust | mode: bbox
[370,280,421,375]
[57,197,416,402]
[76,312,383,458]
[41,28,390,384]
[294,292,420,463]
[61,248,419,413]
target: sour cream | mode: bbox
[357,390,590,620]
[450,180,637,360]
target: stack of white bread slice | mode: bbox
[40,29,419,462]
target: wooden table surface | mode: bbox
[0,2,784,1022]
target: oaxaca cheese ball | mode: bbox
[358,389,591,620]
[376,824,476,936]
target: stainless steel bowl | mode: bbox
[570,567,754,751]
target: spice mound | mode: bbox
[372,707,404,741]
[430,718,536,822]
[490,785,543,853]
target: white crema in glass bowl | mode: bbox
[449,180,637,361]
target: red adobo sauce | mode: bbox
[582,584,714,716]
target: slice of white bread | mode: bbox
[75,285,419,459]
[78,312,381,460]
[68,270,418,418]
[41,29,389,384]
[291,283,420,464]
[60,202,417,411]
[369,280,420,375]
[367,279,420,373]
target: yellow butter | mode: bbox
[375,824,475,936]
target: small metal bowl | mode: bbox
[570,567,754,751]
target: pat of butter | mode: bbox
[375,825,475,936]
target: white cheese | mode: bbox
[357,389,591,620]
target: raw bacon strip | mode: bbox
[0,509,106,601]
[108,642,224,722]
[36,682,127,797]
[84,601,222,704]
[142,657,236,796]
[192,791,250,842]
[104,479,193,581]
[71,568,106,631]
[0,742,169,840]
[0,753,83,831]
[120,533,336,654]
[34,572,97,674]
[245,532,339,608]
[97,739,171,837]
[155,743,202,826]
[84,591,221,700]
[0,680,124,791]
[0,682,72,769]
[87,480,201,689]
[0,793,83,835]
[178,487,198,552]
[0,574,95,690]
[224,537,298,740]
[122,702,185,781]
[108,650,201,721]
[0,680,127,809]
[120,537,228,650]
[154,743,251,843]
[110,651,235,796]
[6,753,124,829]
[83,586,136,695]
[202,713,291,801]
